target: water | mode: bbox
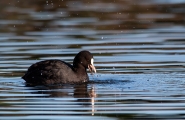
[0,0,185,119]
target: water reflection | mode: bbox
[26,83,96,116]
[0,0,185,119]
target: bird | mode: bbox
[22,50,96,85]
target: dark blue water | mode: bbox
[0,0,185,119]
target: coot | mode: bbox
[22,50,96,85]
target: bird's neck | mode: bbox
[73,64,89,82]
[73,64,86,74]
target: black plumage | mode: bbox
[22,51,96,85]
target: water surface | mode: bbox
[0,0,185,119]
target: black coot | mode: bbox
[22,51,96,85]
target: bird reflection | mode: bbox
[25,83,96,115]
[73,84,96,115]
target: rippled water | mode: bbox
[1,0,185,119]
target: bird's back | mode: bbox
[22,60,76,85]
